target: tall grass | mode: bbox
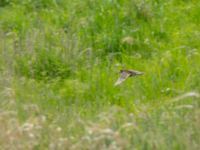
[0,0,200,149]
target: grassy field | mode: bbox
[0,0,200,149]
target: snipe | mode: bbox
[114,69,143,86]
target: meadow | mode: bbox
[0,0,200,149]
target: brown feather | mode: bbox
[114,69,143,86]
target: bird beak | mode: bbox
[130,72,143,77]
[137,72,144,75]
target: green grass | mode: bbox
[0,0,200,149]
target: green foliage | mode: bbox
[0,0,200,149]
[15,49,72,80]
[0,0,10,7]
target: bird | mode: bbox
[114,69,143,86]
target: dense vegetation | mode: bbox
[0,0,200,149]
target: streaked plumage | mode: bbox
[114,69,143,86]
